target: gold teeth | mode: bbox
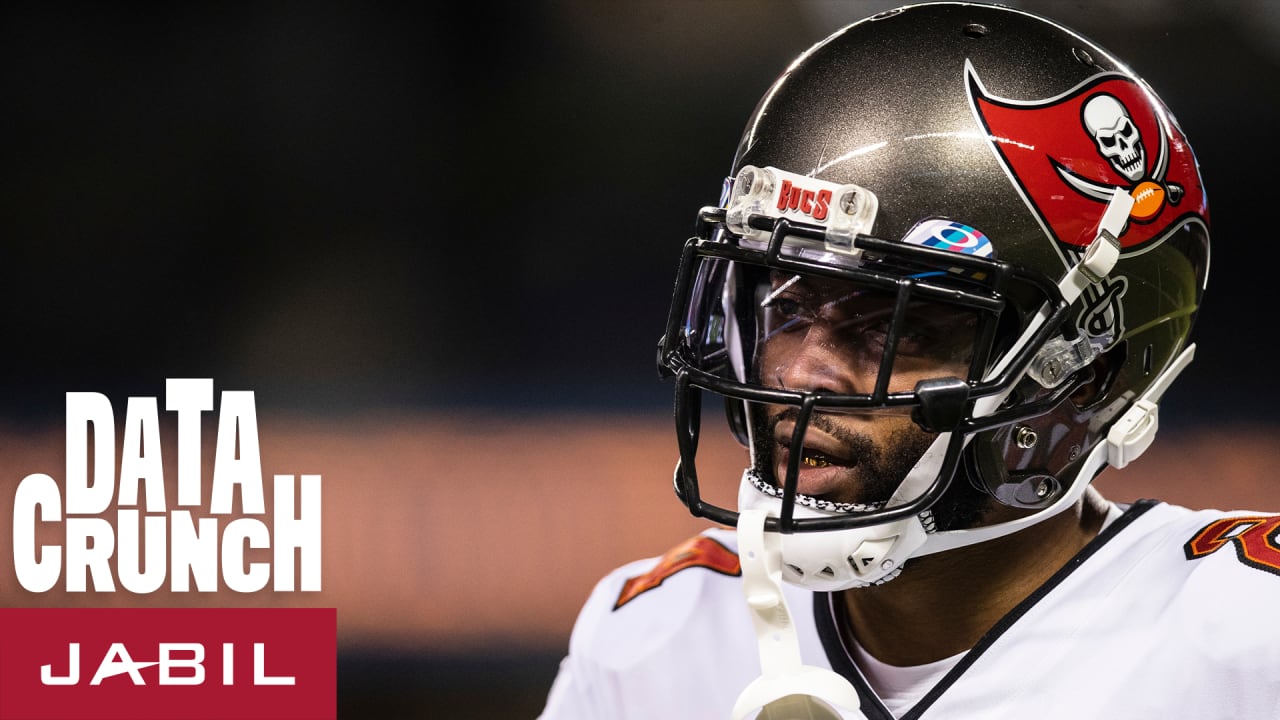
[801,454,830,468]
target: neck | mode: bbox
[838,487,1112,666]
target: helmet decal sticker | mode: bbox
[1082,93,1146,184]
[901,219,994,258]
[965,61,1208,256]
[1077,273,1128,349]
[776,178,833,221]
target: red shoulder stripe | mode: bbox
[613,535,741,610]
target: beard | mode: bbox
[749,404,998,531]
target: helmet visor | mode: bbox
[680,255,988,405]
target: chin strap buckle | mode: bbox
[1106,399,1157,469]
[1057,187,1130,304]
[1106,343,1195,469]
[732,509,864,720]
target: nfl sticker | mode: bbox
[902,219,994,257]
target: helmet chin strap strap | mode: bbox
[733,508,864,720]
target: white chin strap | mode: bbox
[733,508,865,720]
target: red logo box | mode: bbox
[0,608,335,720]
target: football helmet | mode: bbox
[657,2,1209,591]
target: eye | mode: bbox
[854,316,891,344]
[769,297,803,318]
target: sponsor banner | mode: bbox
[0,607,335,720]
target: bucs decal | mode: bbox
[777,179,833,221]
[614,535,741,610]
[1071,92,1173,221]
[966,62,1208,255]
[1077,271,1128,348]
[1184,516,1280,577]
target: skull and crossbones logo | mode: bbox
[1057,92,1183,221]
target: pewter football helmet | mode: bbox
[658,2,1209,590]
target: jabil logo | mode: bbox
[0,607,335,719]
[41,642,295,687]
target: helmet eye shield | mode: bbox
[755,270,981,395]
[673,224,1013,412]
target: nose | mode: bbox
[772,321,872,396]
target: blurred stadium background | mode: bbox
[2,1,1277,717]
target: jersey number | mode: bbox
[1184,515,1280,577]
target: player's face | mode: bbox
[752,271,978,507]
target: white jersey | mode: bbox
[540,501,1280,719]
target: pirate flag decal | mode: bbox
[967,61,1207,256]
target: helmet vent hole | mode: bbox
[962,23,989,39]
[785,563,805,577]
[1143,344,1154,375]
[819,566,836,578]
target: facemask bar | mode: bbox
[672,378,974,533]
[660,207,1084,534]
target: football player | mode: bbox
[541,3,1279,718]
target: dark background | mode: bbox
[4,1,1276,423]
[3,1,1276,717]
